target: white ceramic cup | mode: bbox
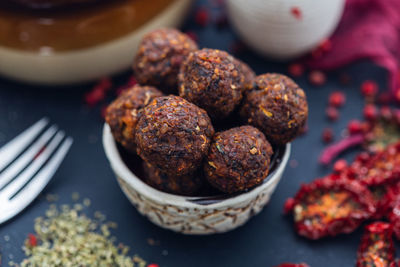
[102,123,291,235]
[226,0,345,60]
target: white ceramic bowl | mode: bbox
[103,123,291,234]
[0,0,191,85]
[226,0,345,60]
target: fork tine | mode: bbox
[0,125,58,189]
[0,131,65,199]
[0,118,49,172]
[0,137,73,224]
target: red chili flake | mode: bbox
[98,77,112,90]
[147,264,160,267]
[28,233,38,247]
[361,80,378,97]
[126,76,137,87]
[333,159,347,173]
[363,104,378,121]
[356,222,395,267]
[284,197,296,214]
[318,39,332,52]
[348,120,363,135]
[195,7,209,27]
[328,91,346,108]
[290,6,302,20]
[326,106,339,121]
[288,63,305,77]
[378,92,392,105]
[274,264,310,267]
[322,128,334,143]
[285,175,375,239]
[85,88,105,107]
[184,31,198,43]
[308,70,326,86]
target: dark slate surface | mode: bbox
[0,1,394,266]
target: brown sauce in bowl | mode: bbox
[0,0,175,52]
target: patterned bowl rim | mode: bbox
[102,123,291,209]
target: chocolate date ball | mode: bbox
[204,126,273,193]
[135,95,214,176]
[142,161,205,196]
[133,28,198,92]
[179,48,246,119]
[105,84,163,153]
[240,73,308,145]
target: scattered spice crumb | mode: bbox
[309,70,326,86]
[328,91,346,108]
[195,7,209,27]
[290,6,302,20]
[146,238,160,246]
[363,104,378,121]
[326,106,339,121]
[45,193,59,202]
[322,128,334,143]
[333,159,347,173]
[288,63,305,77]
[348,120,363,135]
[361,80,378,97]
[83,198,91,207]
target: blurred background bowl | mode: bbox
[0,0,192,85]
[226,0,345,60]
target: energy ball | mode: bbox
[133,28,198,92]
[234,58,255,92]
[179,48,246,119]
[240,73,308,145]
[105,84,163,153]
[135,95,214,176]
[204,126,273,193]
[142,161,205,196]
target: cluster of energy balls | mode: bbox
[106,28,308,196]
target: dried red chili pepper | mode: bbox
[285,175,375,239]
[28,233,38,247]
[356,222,395,267]
[274,263,310,267]
[349,142,400,186]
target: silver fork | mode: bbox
[0,118,73,224]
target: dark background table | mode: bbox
[0,1,394,266]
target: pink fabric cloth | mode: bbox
[306,0,400,94]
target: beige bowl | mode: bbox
[102,123,291,235]
[0,0,192,85]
